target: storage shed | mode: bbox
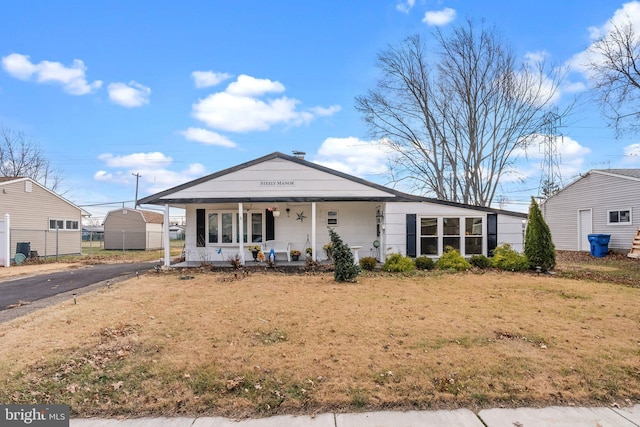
[103,208,164,250]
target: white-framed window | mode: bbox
[418,216,484,256]
[327,210,339,226]
[49,219,64,230]
[419,217,438,255]
[607,209,631,225]
[207,210,265,244]
[49,218,79,231]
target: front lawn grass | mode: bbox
[1,264,639,418]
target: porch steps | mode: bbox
[628,227,640,259]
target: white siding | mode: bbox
[183,202,381,263]
[384,202,525,258]
[542,172,640,251]
[0,179,82,257]
[165,158,395,200]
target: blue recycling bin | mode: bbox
[587,234,610,257]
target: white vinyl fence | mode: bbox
[0,214,9,267]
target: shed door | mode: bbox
[578,209,592,251]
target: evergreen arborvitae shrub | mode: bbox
[328,228,360,282]
[435,246,471,271]
[382,253,416,272]
[359,256,378,271]
[491,243,529,272]
[415,256,435,270]
[524,196,556,272]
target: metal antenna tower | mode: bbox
[538,111,563,198]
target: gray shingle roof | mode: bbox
[592,169,640,179]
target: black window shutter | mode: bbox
[266,209,275,241]
[406,214,416,257]
[196,209,205,247]
[487,214,497,256]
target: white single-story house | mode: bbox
[0,177,87,265]
[138,152,528,266]
[541,169,640,253]
[103,208,164,250]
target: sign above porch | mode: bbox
[139,152,410,205]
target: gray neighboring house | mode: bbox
[541,169,640,253]
[103,208,164,250]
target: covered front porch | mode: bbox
[163,200,382,267]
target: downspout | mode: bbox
[163,204,170,268]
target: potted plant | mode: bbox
[323,242,333,260]
[248,245,261,261]
[290,249,302,261]
[305,247,312,257]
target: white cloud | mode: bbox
[95,151,205,193]
[180,127,237,148]
[422,8,456,26]
[191,74,339,133]
[310,105,342,116]
[568,2,640,78]
[622,143,640,164]
[107,81,151,107]
[98,152,172,168]
[226,74,285,96]
[1,53,102,95]
[312,137,391,177]
[191,71,232,88]
[396,0,415,14]
[513,134,591,183]
[94,170,114,182]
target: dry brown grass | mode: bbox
[1,264,639,418]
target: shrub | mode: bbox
[469,254,491,269]
[328,228,360,282]
[435,247,471,271]
[382,253,416,272]
[415,256,435,270]
[524,196,556,272]
[359,256,378,271]
[491,243,529,272]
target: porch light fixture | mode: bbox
[376,210,384,220]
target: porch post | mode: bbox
[311,202,317,262]
[238,203,245,265]
[163,204,170,268]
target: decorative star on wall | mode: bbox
[296,212,306,222]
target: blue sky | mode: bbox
[1,1,640,219]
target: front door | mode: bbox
[578,209,592,251]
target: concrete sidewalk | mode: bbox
[71,404,640,426]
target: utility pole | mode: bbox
[132,172,141,208]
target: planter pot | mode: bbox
[251,250,259,261]
[292,255,300,261]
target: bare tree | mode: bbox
[587,19,640,136]
[355,21,564,207]
[0,126,64,191]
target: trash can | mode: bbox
[587,234,610,257]
[16,242,31,257]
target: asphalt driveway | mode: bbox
[0,261,159,321]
